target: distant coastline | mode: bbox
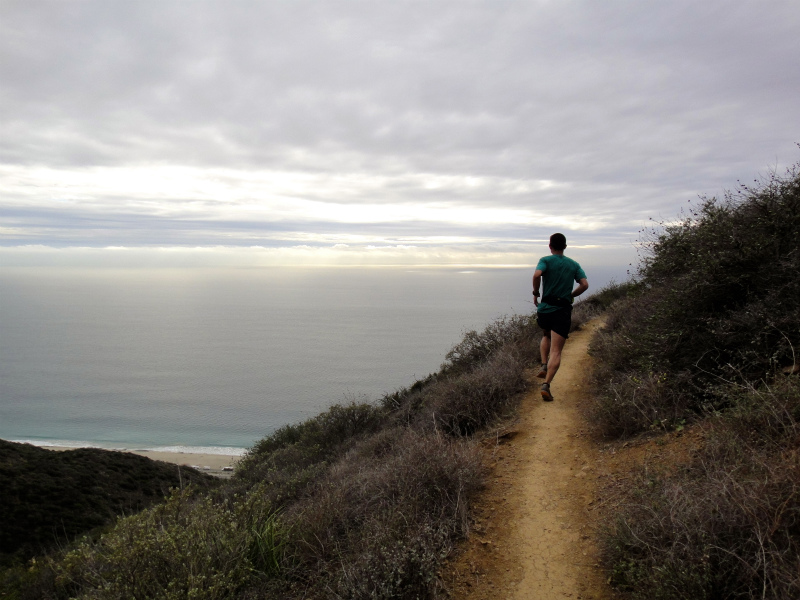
[7,439,243,480]
[4,439,243,477]
[8,438,247,456]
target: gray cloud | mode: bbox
[1,1,798,265]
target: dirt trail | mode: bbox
[447,318,617,600]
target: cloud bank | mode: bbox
[1,1,798,268]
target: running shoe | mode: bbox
[541,383,554,402]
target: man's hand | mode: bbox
[532,270,543,308]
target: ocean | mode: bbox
[0,265,622,455]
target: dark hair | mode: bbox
[549,233,567,251]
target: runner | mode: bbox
[532,233,588,401]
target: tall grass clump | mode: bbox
[590,162,800,436]
[605,377,800,600]
[383,313,541,435]
[279,428,482,598]
[11,310,542,599]
[47,488,276,600]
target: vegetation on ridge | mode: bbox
[590,161,800,599]
[590,163,799,437]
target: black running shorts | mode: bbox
[536,308,571,339]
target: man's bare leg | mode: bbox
[544,331,566,385]
[540,331,551,365]
[537,331,551,378]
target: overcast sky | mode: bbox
[1,0,798,271]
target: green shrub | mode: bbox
[590,163,800,437]
[48,486,286,600]
[243,400,387,462]
[637,165,800,380]
[233,400,387,500]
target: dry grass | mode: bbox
[605,378,800,600]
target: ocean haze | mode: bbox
[0,265,624,452]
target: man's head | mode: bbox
[549,233,567,251]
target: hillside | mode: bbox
[0,441,215,567]
[1,310,562,599]
[585,162,800,598]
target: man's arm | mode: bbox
[572,278,589,299]
[532,270,543,307]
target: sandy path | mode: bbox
[447,317,615,600]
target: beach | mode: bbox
[47,446,241,478]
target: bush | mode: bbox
[578,279,642,313]
[418,346,527,436]
[233,400,387,501]
[283,428,482,599]
[41,485,288,600]
[589,163,800,437]
[588,368,694,438]
[442,314,539,375]
[594,158,800,599]
[242,400,387,465]
[383,312,540,434]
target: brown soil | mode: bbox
[443,317,706,599]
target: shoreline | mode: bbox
[44,445,242,477]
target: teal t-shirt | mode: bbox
[535,254,587,314]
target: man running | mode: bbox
[532,233,589,401]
